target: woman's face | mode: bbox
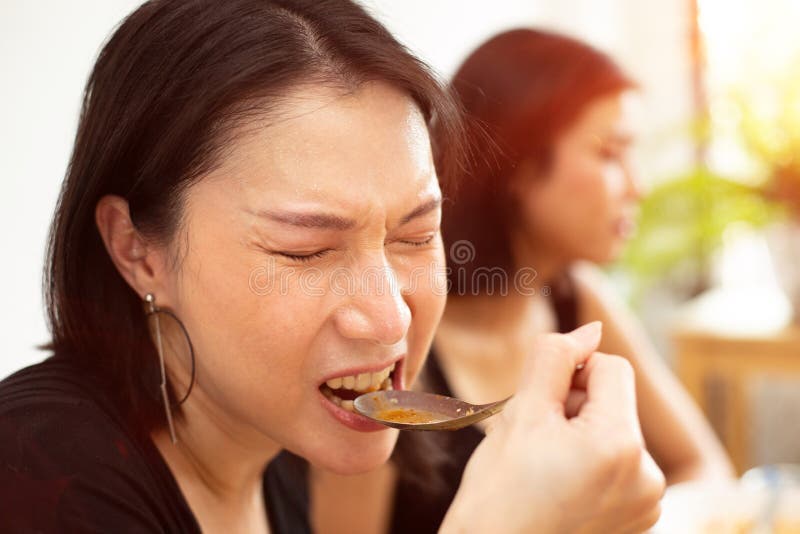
[156,82,446,474]
[516,91,641,265]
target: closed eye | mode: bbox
[274,235,436,262]
[276,249,332,262]
[398,234,435,247]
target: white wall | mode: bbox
[0,1,143,378]
[0,0,692,379]
[362,0,695,185]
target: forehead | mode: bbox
[572,91,640,136]
[202,81,439,217]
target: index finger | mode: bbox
[572,352,642,437]
[513,322,602,422]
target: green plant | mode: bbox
[733,55,800,217]
[619,167,777,302]
[619,52,800,302]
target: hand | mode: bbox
[440,322,665,534]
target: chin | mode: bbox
[597,250,619,265]
[585,237,624,265]
[297,427,400,475]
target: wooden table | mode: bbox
[674,325,800,473]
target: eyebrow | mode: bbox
[255,196,442,230]
[399,196,442,225]
[258,210,355,230]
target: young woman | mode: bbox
[314,29,733,534]
[0,3,663,533]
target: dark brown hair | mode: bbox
[443,28,636,292]
[44,0,465,432]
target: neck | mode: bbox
[152,387,281,506]
[441,232,569,333]
[508,228,568,287]
[442,291,532,330]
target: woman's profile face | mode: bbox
[154,82,446,474]
[517,91,641,265]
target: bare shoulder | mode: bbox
[570,262,628,322]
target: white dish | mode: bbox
[652,481,800,533]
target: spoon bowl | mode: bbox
[353,390,511,431]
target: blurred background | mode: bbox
[2,0,799,487]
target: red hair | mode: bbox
[444,28,636,293]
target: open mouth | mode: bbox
[319,361,398,414]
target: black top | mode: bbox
[389,277,579,533]
[0,354,310,534]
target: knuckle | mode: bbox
[641,477,665,511]
[595,439,642,472]
[595,440,646,481]
[647,465,667,499]
[605,354,635,379]
[640,451,666,495]
[618,441,644,467]
[639,502,663,532]
[625,475,664,533]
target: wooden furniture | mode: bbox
[674,325,800,474]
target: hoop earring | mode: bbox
[144,293,196,444]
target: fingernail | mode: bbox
[568,321,602,349]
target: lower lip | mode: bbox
[318,359,405,432]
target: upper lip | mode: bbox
[319,355,403,385]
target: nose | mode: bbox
[622,159,644,202]
[333,253,411,346]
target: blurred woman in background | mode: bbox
[314,28,733,534]
[393,27,734,532]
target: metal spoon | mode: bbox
[353,390,511,431]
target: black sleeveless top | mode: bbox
[0,355,310,533]
[389,278,579,533]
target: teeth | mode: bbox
[370,367,392,390]
[324,362,397,395]
[356,373,371,391]
[326,377,343,389]
[371,372,384,389]
[341,400,354,412]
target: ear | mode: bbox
[95,195,167,300]
[508,159,540,198]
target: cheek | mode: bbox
[175,243,322,417]
[401,250,446,385]
[559,160,621,225]
[520,162,617,254]
[602,165,628,200]
[522,176,583,241]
